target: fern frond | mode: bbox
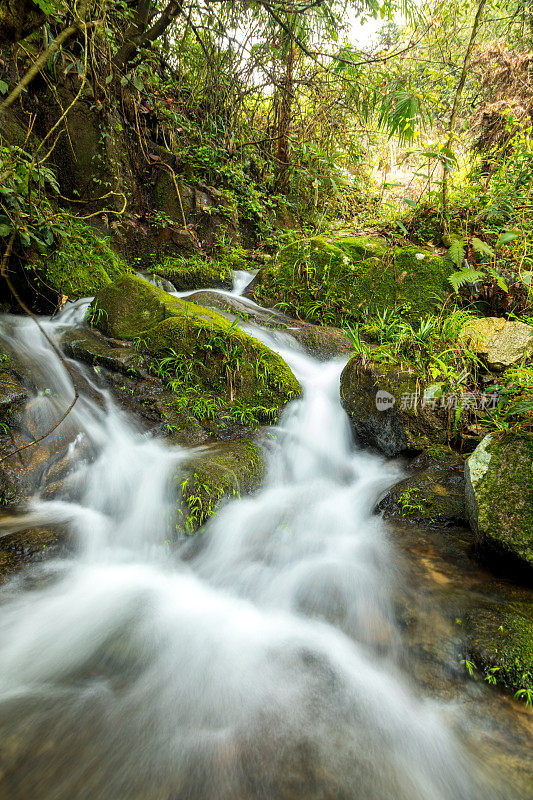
[487,266,508,293]
[448,268,484,293]
[446,238,466,270]
[471,237,494,261]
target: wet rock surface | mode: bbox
[377,449,467,527]
[465,434,533,576]
[186,290,353,359]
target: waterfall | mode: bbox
[0,286,506,800]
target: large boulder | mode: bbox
[461,317,533,370]
[91,274,301,427]
[340,356,448,457]
[465,434,533,573]
[253,235,450,326]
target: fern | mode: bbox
[446,238,466,270]
[487,266,508,293]
[448,268,484,293]
[471,237,494,261]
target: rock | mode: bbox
[340,356,448,457]
[176,439,265,532]
[464,601,533,696]
[377,448,467,527]
[92,274,301,427]
[253,235,450,326]
[465,434,533,573]
[186,290,353,360]
[0,526,69,582]
[62,327,147,377]
[461,317,533,370]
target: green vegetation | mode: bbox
[464,603,533,700]
[177,440,264,533]
[38,217,127,298]
[148,254,232,291]
[255,235,451,326]
[92,274,300,430]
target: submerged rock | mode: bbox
[377,448,466,527]
[464,601,533,696]
[0,526,69,582]
[252,234,450,326]
[465,434,533,574]
[461,317,533,370]
[92,274,301,428]
[340,356,448,457]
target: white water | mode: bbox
[0,293,505,799]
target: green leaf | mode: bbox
[0,79,8,95]
[471,237,494,261]
[403,197,417,208]
[0,223,12,237]
[497,231,519,246]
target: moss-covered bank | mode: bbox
[150,254,232,291]
[36,218,128,298]
[254,235,450,327]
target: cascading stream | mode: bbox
[0,279,510,800]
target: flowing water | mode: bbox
[0,279,528,799]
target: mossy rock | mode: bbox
[340,355,448,457]
[377,449,466,527]
[0,352,27,413]
[465,434,533,573]
[151,255,232,291]
[92,274,300,426]
[177,440,265,533]
[255,235,450,326]
[464,601,533,696]
[36,218,127,298]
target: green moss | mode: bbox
[92,274,300,427]
[465,602,533,697]
[177,440,264,532]
[466,435,533,569]
[150,254,232,290]
[336,235,389,261]
[36,218,127,298]
[256,235,450,326]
